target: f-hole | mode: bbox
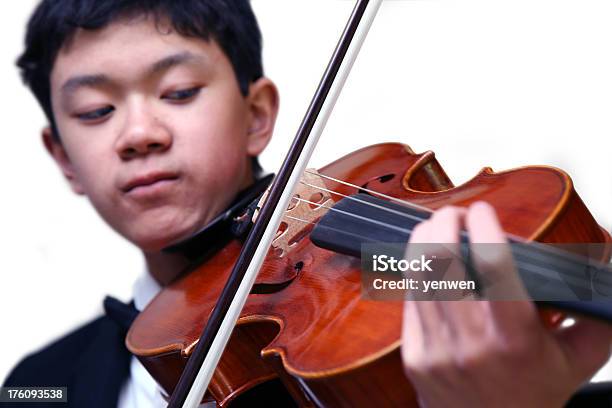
[359,173,396,194]
[251,260,304,294]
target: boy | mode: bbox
[4,0,612,407]
[4,0,287,406]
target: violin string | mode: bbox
[298,178,586,272]
[292,196,415,234]
[284,214,317,226]
[299,180,427,225]
[286,201,609,293]
[305,169,537,245]
[299,171,608,284]
[289,177,608,291]
[291,193,598,287]
[302,221,602,293]
[305,169,432,214]
[297,179,560,274]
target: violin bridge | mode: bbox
[255,169,333,258]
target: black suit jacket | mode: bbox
[5,310,609,408]
[3,315,131,408]
[2,313,295,408]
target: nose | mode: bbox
[115,103,172,160]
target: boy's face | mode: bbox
[46,17,277,252]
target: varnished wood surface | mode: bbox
[127,143,611,406]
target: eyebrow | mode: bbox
[61,74,109,95]
[148,51,202,75]
[60,51,205,95]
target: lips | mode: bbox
[122,171,180,193]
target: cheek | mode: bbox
[77,161,120,218]
[59,138,119,215]
[176,100,250,171]
[63,137,114,194]
[185,143,247,195]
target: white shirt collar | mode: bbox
[132,268,162,312]
[121,269,215,408]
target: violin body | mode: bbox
[126,143,611,406]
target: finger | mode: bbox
[466,201,537,335]
[429,206,466,244]
[403,300,456,370]
[404,222,432,361]
[430,207,466,300]
[466,201,525,297]
[408,218,432,244]
[405,220,434,301]
[402,300,425,363]
[402,305,453,405]
[423,207,468,301]
[404,219,452,343]
[414,208,485,346]
[402,301,441,359]
[425,207,482,334]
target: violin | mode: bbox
[124,0,612,405]
[126,142,612,407]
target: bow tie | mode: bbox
[103,296,139,333]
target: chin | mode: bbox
[129,224,196,253]
[120,204,215,253]
[120,207,213,253]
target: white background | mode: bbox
[2,0,612,382]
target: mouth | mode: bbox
[122,171,180,194]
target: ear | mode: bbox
[42,127,85,195]
[245,77,279,156]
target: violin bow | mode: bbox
[167,1,383,407]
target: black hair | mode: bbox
[17,0,264,173]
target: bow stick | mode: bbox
[167,1,383,407]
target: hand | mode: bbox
[401,201,612,408]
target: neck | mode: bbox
[144,250,191,286]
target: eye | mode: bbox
[162,87,201,102]
[75,106,114,122]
